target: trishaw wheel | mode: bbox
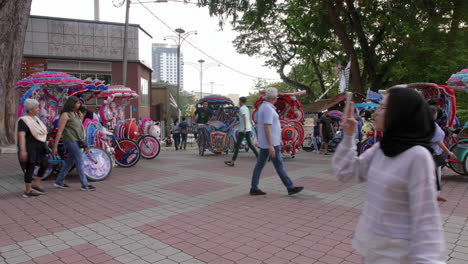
[448,144,466,175]
[464,155,468,176]
[138,135,160,159]
[114,139,141,167]
[32,167,54,180]
[197,132,205,156]
[83,147,112,181]
[228,136,235,153]
[358,139,373,156]
[302,136,313,152]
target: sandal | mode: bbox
[224,161,235,167]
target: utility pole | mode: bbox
[94,0,100,21]
[210,81,214,95]
[122,0,131,86]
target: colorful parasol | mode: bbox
[198,94,233,105]
[15,71,85,90]
[326,110,344,120]
[83,78,109,92]
[447,69,468,92]
[407,83,456,127]
[97,85,138,99]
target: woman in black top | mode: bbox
[17,99,49,197]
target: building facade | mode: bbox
[151,43,183,88]
[22,15,153,120]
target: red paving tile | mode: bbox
[184,154,313,178]
[294,177,356,194]
[438,176,468,217]
[160,178,236,197]
[137,193,361,263]
[18,243,121,264]
[0,181,163,247]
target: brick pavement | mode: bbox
[0,150,467,264]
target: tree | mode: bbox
[198,0,467,93]
[0,0,32,145]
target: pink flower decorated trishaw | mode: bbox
[16,72,112,181]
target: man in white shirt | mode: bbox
[225,97,259,167]
[250,87,304,196]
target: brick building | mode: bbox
[21,15,153,120]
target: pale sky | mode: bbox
[31,0,282,97]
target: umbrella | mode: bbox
[326,110,344,120]
[97,85,138,99]
[15,71,84,90]
[198,94,233,105]
[83,78,109,92]
[447,69,468,92]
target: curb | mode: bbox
[0,145,16,154]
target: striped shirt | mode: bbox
[332,135,446,263]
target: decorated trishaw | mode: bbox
[96,85,160,167]
[196,95,237,156]
[16,72,112,181]
[252,91,306,158]
[445,69,468,175]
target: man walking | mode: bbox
[225,97,258,167]
[319,114,334,155]
[179,117,189,150]
[250,87,304,196]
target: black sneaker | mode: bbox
[31,185,45,194]
[23,191,41,198]
[54,183,70,189]
[81,185,96,191]
[250,188,267,196]
[288,186,304,195]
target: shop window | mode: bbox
[141,77,149,106]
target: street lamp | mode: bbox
[164,28,197,119]
[184,60,220,98]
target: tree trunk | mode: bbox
[277,61,316,100]
[322,0,363,94]
[0,0,32,145]
[311,58,326,94]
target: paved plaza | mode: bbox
[0,149,467,264]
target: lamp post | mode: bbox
[184,60,220,98]
[164,28,197,119]
[198,59,205,98]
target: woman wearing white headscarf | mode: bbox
[17,99,48,197]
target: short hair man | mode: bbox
[224,97,258,167]
[250,87,304,196]
[194,102,213,124]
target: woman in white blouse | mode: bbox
[332,87,446,263]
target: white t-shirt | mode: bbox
[257,102,281,149]
[238,105,253,132]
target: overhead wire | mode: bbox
[134,0,281,81]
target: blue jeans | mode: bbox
[251,145,294,191]
[55,141,89,188]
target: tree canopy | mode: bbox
[198,0,467,100]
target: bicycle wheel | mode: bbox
[197,130,205,156]
[358,138,373,155]
[138,135,161,159]
[83,147,112,181]
[114,139,141,167]
[33,167,54,180]
[32,154,61,180]
[448,144,466,175]
[302,136,313,152]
